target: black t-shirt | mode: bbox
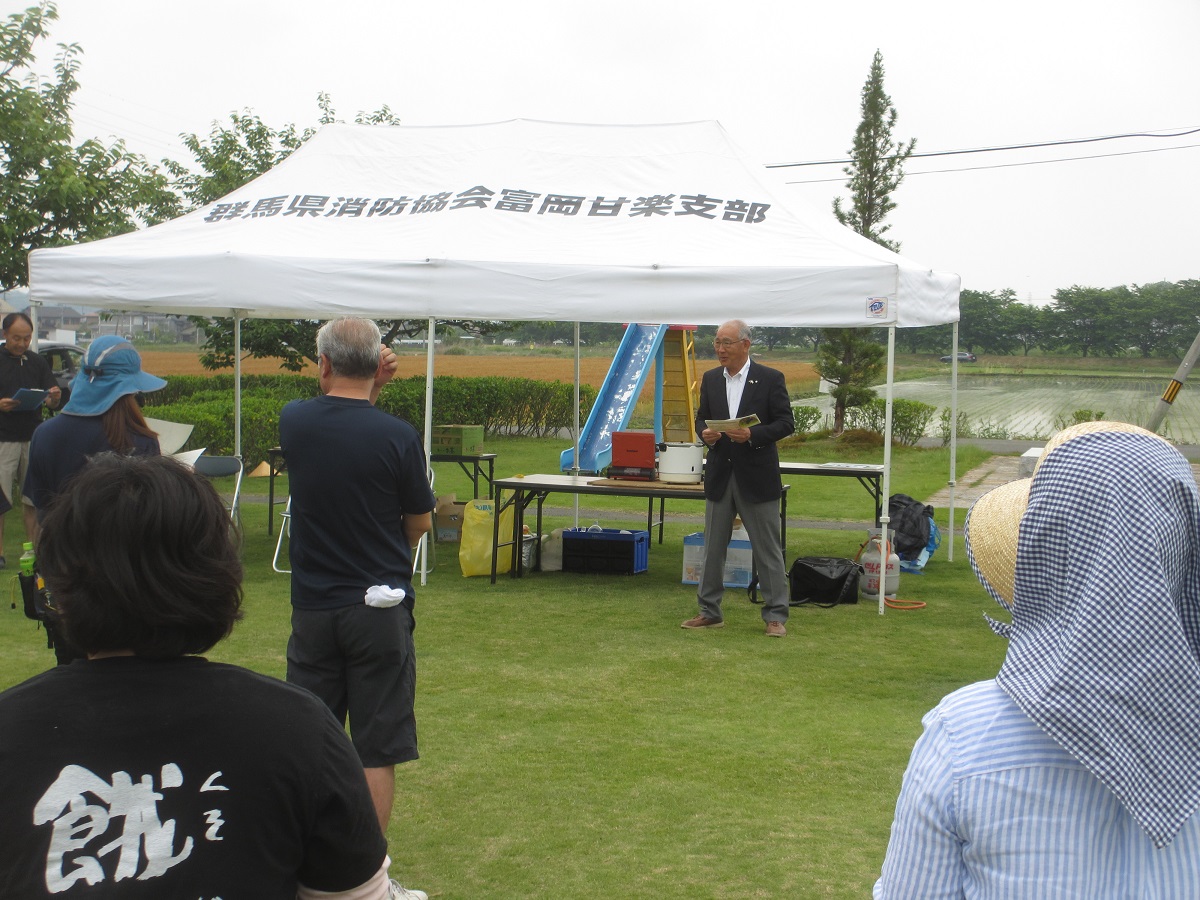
[0,350,56,442]
[25,413,161,514]
[280,396,435,610]
[0,657,386,898]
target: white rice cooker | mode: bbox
[657,442,705,484]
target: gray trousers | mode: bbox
[696,474,789,623]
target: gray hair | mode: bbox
[316,317,381,379]
[723,319,752,343]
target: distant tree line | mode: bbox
[465,280,1200,362]
[715,280,1196,361]
[904,281,1200,359]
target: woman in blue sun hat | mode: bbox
[24,336,167,520]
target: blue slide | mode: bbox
[560,324,670,474]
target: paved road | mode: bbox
[921,438,1200,508]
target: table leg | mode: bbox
[508,491,523,578]
[490,489,502,584]
[779,489,787,550]
[533,495,546,571]
[857,474,883,525]
[491,488,524,583]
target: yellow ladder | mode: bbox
[660,327,700,442]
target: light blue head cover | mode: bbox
[64,336,166,416]
[993,429,1200,848]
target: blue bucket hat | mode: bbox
[64,337,167,416]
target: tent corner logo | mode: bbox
[867,296,888,318]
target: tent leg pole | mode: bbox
[573,321,581,529]
[947,322,958,562]
[233,314,243,461]
[880,326,896,616]
[420,318,436,587]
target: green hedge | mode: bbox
[141,374,598,467]
[376,376,596,438]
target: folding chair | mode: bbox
[272,467,434,580]
[272,497,291,574]
[193,454,243,523]
[414,467,435,586]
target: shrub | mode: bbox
[836,428,884,449]
[1053,409,1105,430]
[844,398,937,447]
[973,418,1011,440]
[148,395,291,469]
[937,409,972,446]
[792,405,822,434]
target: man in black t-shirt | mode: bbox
[0,455,426,898]
[280,317,434,851]
[0,312,59,564]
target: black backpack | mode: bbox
[887,494,934,560]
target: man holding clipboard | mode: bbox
[681,319,795,637]
[0,313,59,566]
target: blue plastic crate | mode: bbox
[562,528,649,575]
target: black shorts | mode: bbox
[286,602,417,768]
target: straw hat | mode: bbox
[966,421,1166,608]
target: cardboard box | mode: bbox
[562,527,649,574]
[434,494,468,542]
[430,425,485,456]
[681,532,753,588]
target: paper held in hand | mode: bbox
[705,414,760,432]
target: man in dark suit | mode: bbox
[682,319,794,636]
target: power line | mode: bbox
[784,143,1200,184]
[767,126,1200,169]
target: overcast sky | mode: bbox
[23,0,1200,302]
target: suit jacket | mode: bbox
[696,359,794,503]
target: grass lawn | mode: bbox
[0,437,1006,899]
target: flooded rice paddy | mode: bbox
[817,375,1200,444]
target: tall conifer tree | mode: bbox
[820,50,914,432]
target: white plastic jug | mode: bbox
[860,529,900,599]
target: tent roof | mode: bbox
[29,119,959,327]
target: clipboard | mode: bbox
[9,388,47,412]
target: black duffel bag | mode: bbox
[788,556,860,607]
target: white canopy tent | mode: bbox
[29,119,962,601]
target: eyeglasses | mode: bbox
[713,338,745,349]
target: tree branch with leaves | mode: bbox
[0,1,180,291]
